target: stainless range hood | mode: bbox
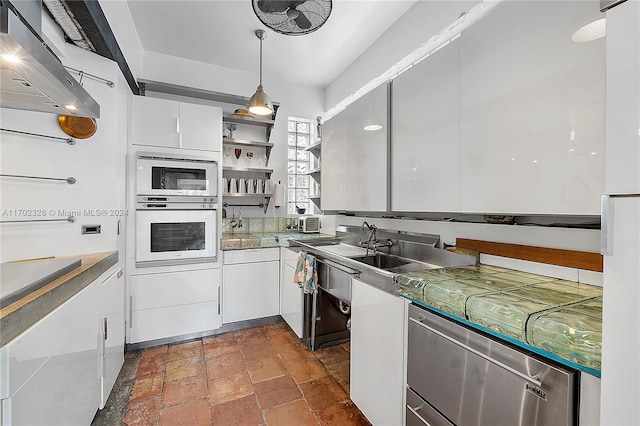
[0,1,100,118]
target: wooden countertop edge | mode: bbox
[0,251,119,346]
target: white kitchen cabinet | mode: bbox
[130,96,180,148]
[179,102,222,151]
[604,0,640,195]
[459,0,605,215]
[322,84,388,212]
[350,278,405,425]
[1,266,125,425]
[279,247,304,338]
[222,248,280,324]
[601,197,640,425]
[129,268,221,344]
[99,268,125,409]
[579,372,601,426]
[392,38,461,212]
[321,110,348,210]
[130,96,222,152]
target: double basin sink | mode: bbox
[351,252,417,270]
[289,233,476,294]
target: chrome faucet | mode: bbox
[360,221,392,255]
[360,221,376,256]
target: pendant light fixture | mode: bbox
[247,29,274,116]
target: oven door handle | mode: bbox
[407,404,432,426]
[315,258,360,277]
[408,317,543,388]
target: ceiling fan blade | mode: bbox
[257,0,289,13]
[293,10,312,29]
[287,0,308,8]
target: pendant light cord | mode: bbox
[259,36,263,87]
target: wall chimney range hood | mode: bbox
[0,0,100,118]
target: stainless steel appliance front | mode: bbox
[303,258,359,351]
[407,303,577,426]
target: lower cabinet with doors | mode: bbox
[279,247,304,338]
[222,248,280,324]
[128,268,221,344]
[99,268,126,409]
[350,278,406,426]
[0,266,125,425]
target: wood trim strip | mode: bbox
[456,238,603,272]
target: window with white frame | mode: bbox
[287,118,313,215]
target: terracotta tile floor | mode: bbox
[122,323,370,426]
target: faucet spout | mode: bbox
[360,221,378,256]
[361,221,374,231]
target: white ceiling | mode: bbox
[126,0,417,88]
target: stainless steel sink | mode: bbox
[351,253,413,270]
[289,227,477,294]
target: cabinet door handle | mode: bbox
[409,317,543,388]
[98,318,106,379]
[104,317,108,341]
[407,405,431,426]
[217,286,221,315]
[129,295,133,329]
[601,195,613,255]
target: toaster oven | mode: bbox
[298,216,320,233]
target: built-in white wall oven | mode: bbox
[136,152,218,197]
[135,196,218,266]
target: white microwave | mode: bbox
[136,153,218,197]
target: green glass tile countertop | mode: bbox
[527,297,602,370]
[221,231,330,250]
[395,265,603,372]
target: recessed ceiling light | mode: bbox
[65,104,77,110]
[363,124,383,131]
[2,54,21,63]
[590,151,597,155]
[572,18,606,42]
[569,148,576,152]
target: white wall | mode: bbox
[0,45,129,262]
[324,0,481,111]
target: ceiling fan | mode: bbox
[252,0,332,36]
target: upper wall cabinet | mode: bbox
[322,107,348,210]
[322,84,388,212]
[130,96,222,152]
[459,0,605,215]
[392,39,461,212]
[604,0,640,195]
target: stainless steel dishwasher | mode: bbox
[407,303,578,426]
[303,258,360,351]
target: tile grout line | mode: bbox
[121,324,363,426]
